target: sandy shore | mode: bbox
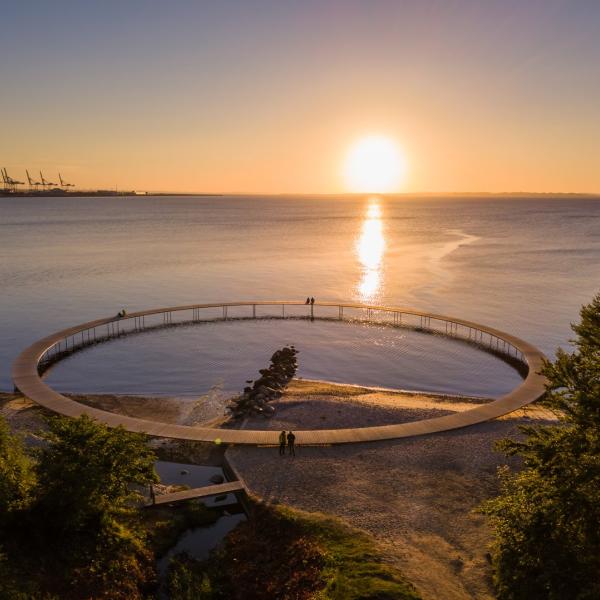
[267,378,555,423]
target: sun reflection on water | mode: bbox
[356,198,385,300]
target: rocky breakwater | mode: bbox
[227,346,298,419]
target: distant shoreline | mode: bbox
[1,191,599,199]
[0,191,224,198]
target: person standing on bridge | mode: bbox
[279,430,287,456]
[287,431,296,456]
[310,297,315,305]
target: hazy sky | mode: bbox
[1,0,599,193]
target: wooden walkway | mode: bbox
[11,301,548,446]
[148,481,245,506]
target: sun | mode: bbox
[343,135,406,193]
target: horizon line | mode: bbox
[133,190,600,197]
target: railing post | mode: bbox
[252,304,256,319]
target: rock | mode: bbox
[210,474,225,484]
[228,344,298,418]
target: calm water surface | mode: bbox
[2,195,599,396]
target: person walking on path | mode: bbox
[278,430,287,456]
[287,431,296,456]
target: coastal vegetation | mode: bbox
[0,415,158,599]
[164,499,421,600]
[1,405,419,599]
[482,293,600,599]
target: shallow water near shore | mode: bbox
[2,195,599,395]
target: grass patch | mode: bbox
[275,502,421,600]
[287,380,371,397]
[166,498,420,599]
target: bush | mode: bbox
[167,552,215,600]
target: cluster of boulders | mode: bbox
[228,345,298,419]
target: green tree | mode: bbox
[481,293,600,600]
[34,415,157,531]
[28,415,159,598]
[0,416,34,522]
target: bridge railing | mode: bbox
[36,301,527,371]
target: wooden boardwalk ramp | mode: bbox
[147,481,245,507]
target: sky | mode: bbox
[1,0,599,194]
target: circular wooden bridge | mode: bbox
[12,301,547,445]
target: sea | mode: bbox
[1,195,599,400]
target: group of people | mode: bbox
[305,297,315,305]
[279,430,296,456]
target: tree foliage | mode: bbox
[33,415,157,534]
[0,416,34,521]
[0,415,159,599]
[481,293,600,600]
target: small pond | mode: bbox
[156,510,247,579]
[154,461,247,582]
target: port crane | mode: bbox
[26,170,42,192]
[2,168,24,192]
[39,171,56,191]
[58,173,74,188]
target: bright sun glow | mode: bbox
[344,135,406,193]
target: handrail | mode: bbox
[12,301,547,445]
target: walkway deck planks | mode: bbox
[148,481,245,506]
